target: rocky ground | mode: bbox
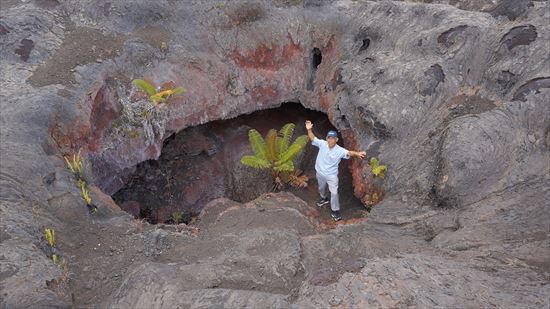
[1,0,549,308]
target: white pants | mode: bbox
[316,172,340,211]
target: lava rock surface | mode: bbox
[1,0,549,308]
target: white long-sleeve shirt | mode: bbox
[312,137,350,177]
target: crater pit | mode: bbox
[112,103,367,225]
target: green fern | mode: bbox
[241,123,307,178]
[274,161,294,172]
[276,123,295,155]
[171,87,185,95]
[276,135,308,164]
[370,157,387,178]
[133,79,156,96]
[241,155,271,169]
[133,79,185,105]
[248,129,268,160]
[171,211,184,224]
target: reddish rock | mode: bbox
[88,82,121,151]
[230,40,301,71]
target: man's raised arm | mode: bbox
[305,120,316,141]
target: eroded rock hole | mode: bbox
[307,48,323,90]
[311,48,322,69]
[359,38,370,52]
[113,103,366,224]
[15,38,34,62]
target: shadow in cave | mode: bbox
[112,103,367,224]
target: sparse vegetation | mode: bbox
[362,157,387,208]
[369,157,387,178]
[171,211,184,224]
[44,228,57,263]
[128,130,140,138]
[44,228,70,281]
[80,183,97,213]
[133,79,185,105]
[59,259,70,282]
[64,150,97,213]
[241,123,309,189]
[140,110,150,119]
[64,150,83,177]
[80,185,91,206]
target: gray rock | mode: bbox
[0,0,548,308]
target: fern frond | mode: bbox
[274,161,294,172]
[241,155,271,169]
[248,129,267,160]
[370,157,386,178]
[150,93,166,105]
[265,129,278,162]
[277,135,308,164]
[133,79,157,96]
[372,165,387,178]
[370,157,379,168]
[171,87,186,95]
[276,123,295,155]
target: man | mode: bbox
[305,120,366,221]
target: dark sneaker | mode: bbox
[331,211,342,222]
[316,198,329,207]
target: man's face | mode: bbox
[327,136,338,148]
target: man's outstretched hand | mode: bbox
[305,120,313,130]
[349,150,367,159]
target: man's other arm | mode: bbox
[347,150,366,159]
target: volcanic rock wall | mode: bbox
[1,0,548,308]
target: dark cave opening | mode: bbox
[311,47,322,69]
[112,103,366,225]
[307,48,323,91]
